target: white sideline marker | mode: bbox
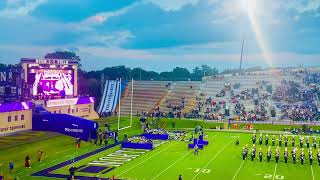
[272,163,278,180]
[232,160,245,180]
[191,139,234,180]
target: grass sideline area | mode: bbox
[113,116,320,132]
[0,117,320,179]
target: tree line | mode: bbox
[1,51,266,105]
[83,64,219,81]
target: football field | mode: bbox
[49,131,320,180]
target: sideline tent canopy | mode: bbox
[33,112,98,141]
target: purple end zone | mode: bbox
[31,142,122,180]
[79,166,108,173]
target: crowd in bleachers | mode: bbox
[279,104,319,121]
[100,71,320,122]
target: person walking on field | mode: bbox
[25,155,31,168]
[69,165,76,179]
[9,162,14,174]
[38,150,44,162]
[194,144,199,155]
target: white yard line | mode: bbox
[272,163,278,180]
[151,151,191,180]
[191,139,234,180]
[150,134,218,180]
[232,160,245,180]
[120,133,218,179]
[117,141,178,177]
[311,165,315,180]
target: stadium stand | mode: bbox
[109,69,320,122]
[118,81,170,116]
[158,81,201,115]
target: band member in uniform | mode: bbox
[259,134,263,146]
[309,148,313,165]
[245,144,249,158]
[313,137,317,149]
[252,134,256,145]
[267,146,272,162]
[251,146,256,161]
[242,147,247,160]
[284,147,288,163]
[275,147,280,163]
[272,135,275,146]
[300,149,305,165]
[284,135,288,147]
[300,136,304,148]
[306,136,310,149]
[292,135,295,147]
[265,134,269,146]
[292,148,297,164]
[259,148,263,162]
[278,135,282,147]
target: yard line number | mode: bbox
[262,174,284,179]
[190,168,211,174]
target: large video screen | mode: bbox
[28,69,74,97]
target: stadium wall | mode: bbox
[0,102,32,136]
[44,97,99,119]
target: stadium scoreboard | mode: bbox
[21,57,79,98]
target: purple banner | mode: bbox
[32,113,98,141]
[141,134,169,140]
[77,97,95,104]
[121,142,153,150]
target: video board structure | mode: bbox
[21,58,79,99]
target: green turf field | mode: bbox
[47,131,320,180]
[1,117,320,180]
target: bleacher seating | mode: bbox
[117,81,169,116]
[114,68,318,121]
[159,81,201,114]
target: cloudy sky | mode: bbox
[0,0,319,72]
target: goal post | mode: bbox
[117,78,133,131]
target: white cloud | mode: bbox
[287,0,320,13]
[0,0,46,17]
[82,30,135,47]
[80,2,137,28]
[145,0,199,11]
